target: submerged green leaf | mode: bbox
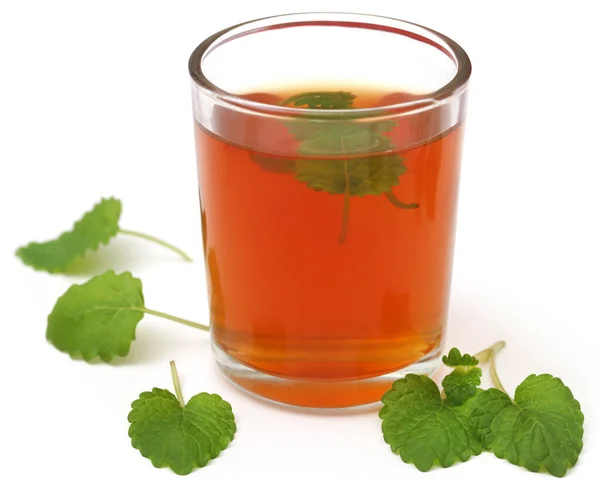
[295,153,407,196]
[281,91,356,109]
[249,89,419,243]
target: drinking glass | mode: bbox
[189,12,471,408]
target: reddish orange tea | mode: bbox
[195,90,463,408]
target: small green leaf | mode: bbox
[46,270,145,362]
[16,197,122,273]
[281,91,356,109]
[380,374,482,472]
[442,367,482,406]
[128,389,236,475]
[442,348,479,367]
[249,152,296,174]
[488,374,584,477]
[441,348,482,405]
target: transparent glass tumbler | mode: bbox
[189,13,471,409]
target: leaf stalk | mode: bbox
[170,361,185,407]
[118,229,193,262]
[474,341,508,395]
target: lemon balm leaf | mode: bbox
[380,342,586,477]
[16,197,192,273]
[468,342,585,476]
[443,347,479,367]
[16,197,122,273]
[280,90,356,109]
[442,367,482,406]
[463,388,513,449]
[441,348,483,406]
[380,374,482,472]
[295,153,408,197]
[278,90,418,243]
[128,361,236,475]
[46,270,145,362]
[46,270,209,362]
[248,90,420,243]
[487,374,584,477]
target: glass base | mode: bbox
[212,338,442,409]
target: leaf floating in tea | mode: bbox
[250,90,419,243]
[249,153,297,174]
[295,152,408,196]
[280,91,356,109]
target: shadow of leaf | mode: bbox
[64,237,159,276]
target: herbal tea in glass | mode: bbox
[190,14,471,408]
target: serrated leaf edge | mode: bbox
[380,375,482,471]
[45,270,143,363]
[15,196,122,273]
[127,388,236,475]
[488,374,584,477]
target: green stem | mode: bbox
[339,183,351,244]
[339,138,350,244]
[385,190,419,209]
[474,340,505,363]
[170,361,185,407]
[118,229,193,262]
[142,308,210,332]
[474,341,508,395]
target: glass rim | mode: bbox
[189,12,472,118]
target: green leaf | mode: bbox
[16,197,122,273]
[380,374,482,472]
[288,121,393,155]
[442,367,482,406]
[46,270,145,362]
[487,374,584,477]
[295,153,407,197]
[248,90,419,243]
[128,389,236,475]
[281,91,356,109]
[439,348,483,405]
[442,348,479,367]
[463,388,513,449]
[248,152,296,174]
[284,95,416,200]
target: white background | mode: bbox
[1,1,598,493]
